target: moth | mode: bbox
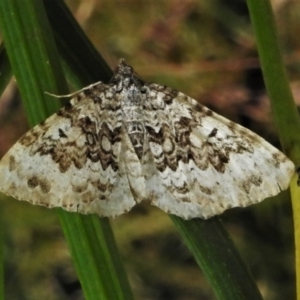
[0,59,295,219]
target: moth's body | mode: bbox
[119,72,146,160]
[0,59,295,219]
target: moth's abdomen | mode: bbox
[126,121,145,159]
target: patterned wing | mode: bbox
[0,60,295,219]
[0,83,136,217]
[143,83,295,219]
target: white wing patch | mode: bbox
[0,59,295,219]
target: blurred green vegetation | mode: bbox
[1,0,300,299]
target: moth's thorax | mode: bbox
[119,79,146,160]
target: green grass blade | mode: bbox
[43,0,112,87]
[246,0,300,161]
[43,0,112,85]
[171,216,263,300]
[0,1,133,300]
[0,42,11,300]
[0,0,63,124]
[0,45,12,96]
[59,214,134,300]
[246,0,300,298]
[0,206,3,300]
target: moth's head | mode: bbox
[111,59,145,91]
[116,58,134,76]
